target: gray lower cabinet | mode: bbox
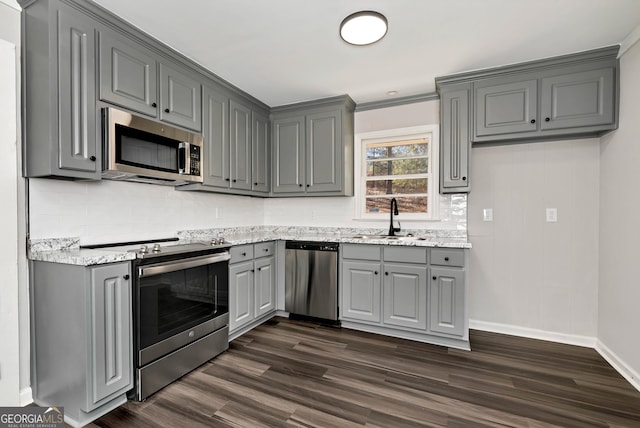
[342,260,382,323]
[429,267,465,337]
[22,0,100,179]
[271,95,354,196]
[440,83,471,193]
[31,261,132,427]
[229,242,276,335]
[340,244,469,349]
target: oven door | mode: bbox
[136,252,229,366]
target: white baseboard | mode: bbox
[469,319,597,348]
[596,340,640,393]
[19,387,32,406]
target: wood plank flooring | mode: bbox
[91,317,640,427]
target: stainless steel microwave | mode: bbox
[102,107,204,186]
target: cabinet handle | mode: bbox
[298,184,303,187]
[241,252,246,256]
[225,178,230,181]
[432,276,437,280]
[89,155,96,162]
[545,117,551,122]
[123,274,130,280]
[254,182,258,186]
[385,272,389,276]
[444,257,449,261]
[151,102,157,108]
[264,249,269,252]
[232,179,237,182]
[462,177,467,181]
[257,267,262,271]
[374,271,378,275]
[530,119,536,124]
[306,184,310,187]
[251,269,255,273]
[164,108,170,113]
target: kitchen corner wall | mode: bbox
[467,138,600,340]
[264,100,468,231]
[598,38,640,384]
[29,180,265,244]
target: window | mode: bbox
[355,125,438,220]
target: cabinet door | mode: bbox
[383,263,427,330]
[341,261,381,323]
[229,261,254,332]
[429,267,465,337]
[440,84,470,193]
[252,111,270,193]
[474,78,538,138]
[272,115,305,193]
[306,110,342,193]
[229,100,252,190]
[98,30,158,117]
[540,67,615,130]
[56,4,99,176]
[254,256,275,317]
[203,87,230,187]
[88,263,132,410]
[159,62,202,131]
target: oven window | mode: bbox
[138,263,228,349]
[116,124,179,173]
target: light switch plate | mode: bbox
[546,208,558,222]
[483,208,493,222]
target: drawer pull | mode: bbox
[444,257,449,261]
[264,249,269,252]
[241,252,246,256]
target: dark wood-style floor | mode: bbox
[91,317,640,427]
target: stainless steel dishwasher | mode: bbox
[285,241,339,322]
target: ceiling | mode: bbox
[82,1,640,106]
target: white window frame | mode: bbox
[354,125,439,221]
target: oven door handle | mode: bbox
[138,252,230,278]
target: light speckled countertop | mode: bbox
[29,226,470,266]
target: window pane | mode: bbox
[365,178,427,195]
[366,139,428,160]
[366,196,427,214]
[366,158,428,176]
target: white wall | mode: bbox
[29,180,265,244]
[0,1,24,406]
[264,100,468,231]
[598,39,640,383]
[467,138,600,342]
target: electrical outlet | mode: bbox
[483,208,493,222]
[546,208,558,222]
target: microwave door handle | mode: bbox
[178,142,187,174]
[138,253,231,278]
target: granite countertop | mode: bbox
[29,226,471,266]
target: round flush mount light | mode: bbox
[340,11,388,46]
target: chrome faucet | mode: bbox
[388,198,401,236]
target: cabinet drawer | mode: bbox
[254,241,275,259]
[383,247,427,264]
[341,244,381,261]
[430,249,464,267]
[229,245,254,263]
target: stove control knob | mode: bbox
[139,245,148,254]
[152,244,161,253]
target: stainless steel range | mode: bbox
[86,238,230,400]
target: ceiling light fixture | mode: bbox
[340,11,388,46]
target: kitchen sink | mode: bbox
[348,234,427,241]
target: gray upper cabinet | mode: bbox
[252,112,271,193]
[202,86,230,187]
[474,77,538,138]
[540,67,614,131]
[272,115,305,193]
[271,95,355,196]
[98,29,158,117]
[440,83,471,193]
[22,0,100,179]
[159,62,202,132]
[229,99,252,190]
